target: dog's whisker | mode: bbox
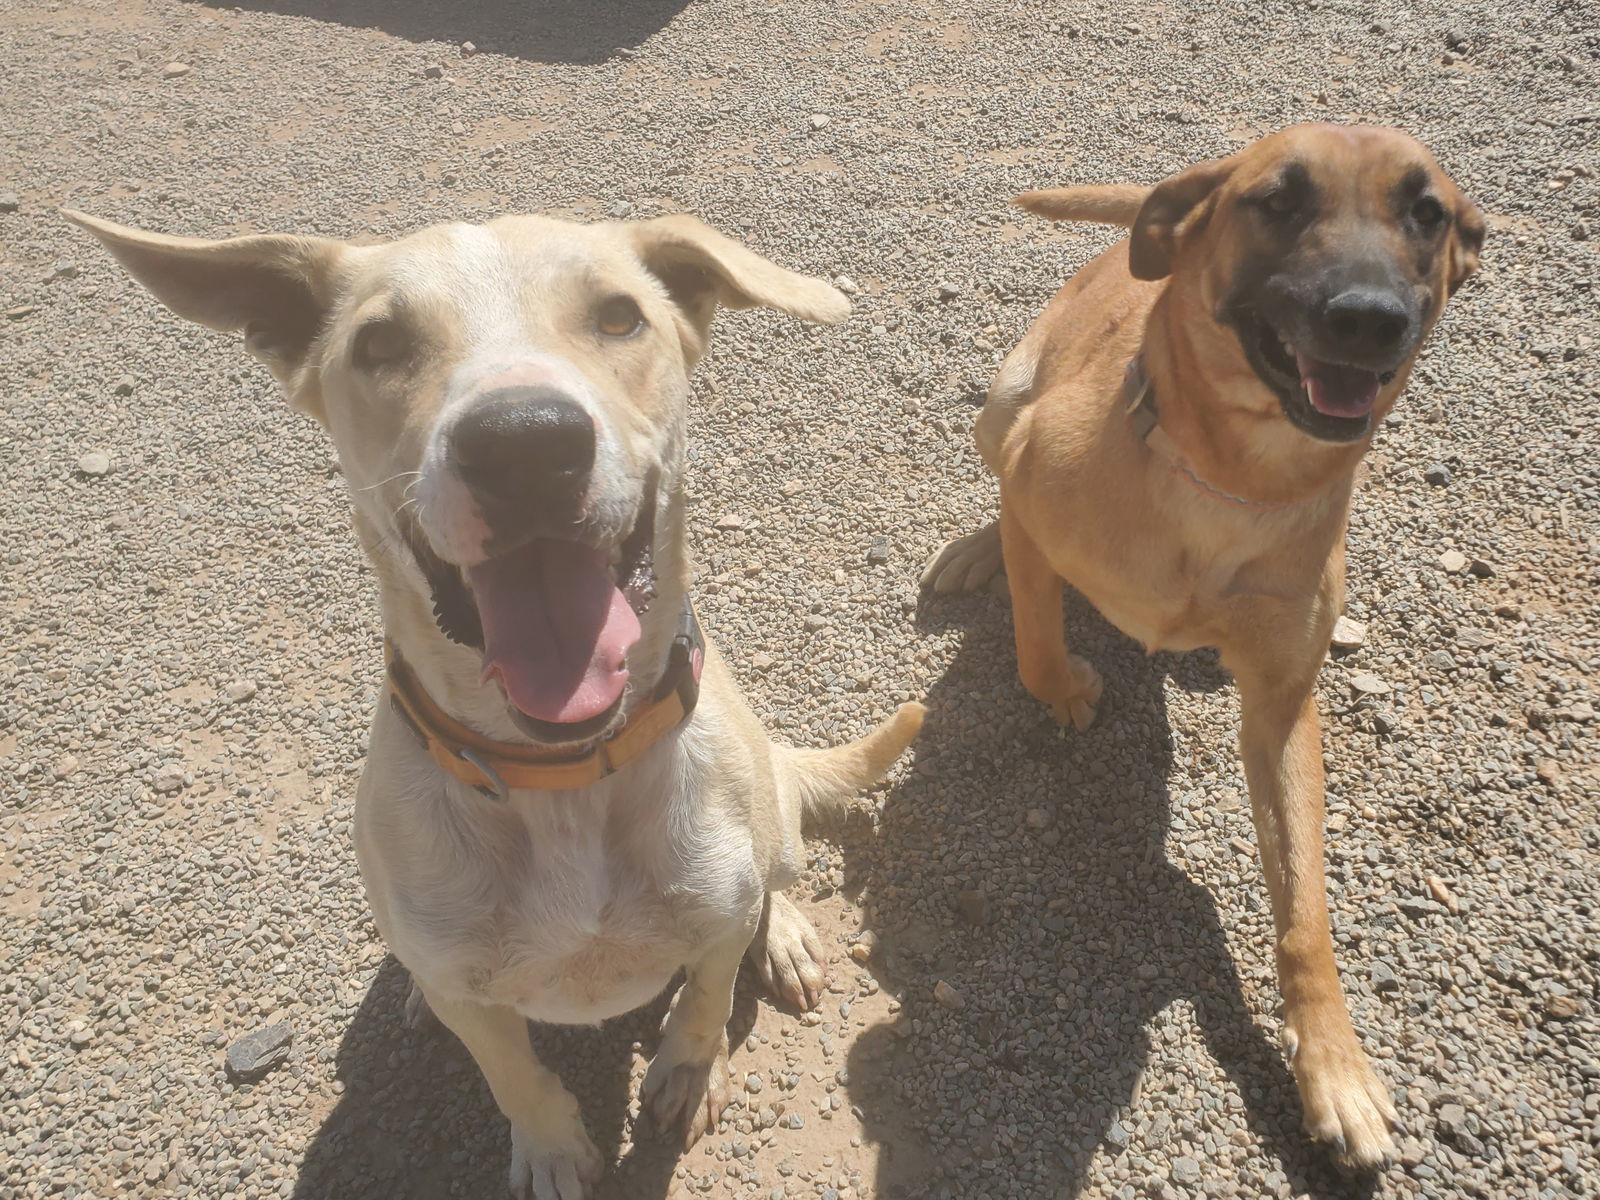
[358,469,423,494]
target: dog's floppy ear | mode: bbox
[630,214,848,359]
[1446,194,1486,296]
[1127,158,1235,282]
[61,210,347,389]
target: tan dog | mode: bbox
[69,209,922,1199]
[923,124,1483,1167]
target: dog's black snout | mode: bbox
[450,386,595,514]
[1321,287,1411,358]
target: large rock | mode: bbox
[225,1021,293,1082]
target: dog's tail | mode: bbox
[1013,184,1150,228]
[783,702,925,817]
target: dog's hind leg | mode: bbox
[422,987,603,1200]
[921,523,1006,594]
[921,342,1040,595]
[1001,499,1101,731]
[749,705,923,1010]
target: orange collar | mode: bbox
[385,603,705,796]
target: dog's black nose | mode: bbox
[450,387,595,515]
[1320,287,1411,359]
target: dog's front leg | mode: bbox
[641,903,761,1149]
[1229,651,1398,1169]
[422,986,603,1200]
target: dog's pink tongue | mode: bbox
[468,540,641,725]
[1295,351,1381,419]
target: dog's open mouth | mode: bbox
[1240,311,1392,444]
[410,494,657,743]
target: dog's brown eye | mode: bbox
[353,319,409,369]
[596,295,644,338]
[1412,196,1445,227]
[1262,188,1300,217]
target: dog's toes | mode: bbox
[751,892,827,1010]
[920,523,1003,594]
[1065,697,1099,731]
[1048,656,1103,731]
[508,1124,603,1200]
[642,1041,729,1150]
[1290,1025,1399,1171]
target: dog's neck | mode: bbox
[1141,289,1376,511]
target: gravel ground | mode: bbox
[3,1,1598,1198]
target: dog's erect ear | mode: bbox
[1446,195,1486,296]
[62,210,347,386]
[1127,158,1235,282]
[630,214,848,358]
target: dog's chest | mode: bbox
[397,789,762,1025]
[1066,540,1241,653]
[1094,527,1328,654]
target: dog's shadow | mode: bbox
[291,960,762,1199]
[841,584,1380,1199]
[199,0,694,66]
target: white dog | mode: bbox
[69,209,923,1199]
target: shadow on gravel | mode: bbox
[843,585,1379,1200]
[292,956,762,1199]
[208,0,693,65]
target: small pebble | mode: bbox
[1545,995,1581,1020]
[1331,615,1366,648]
[933,980,965,1011]
[1349,672,1391,695]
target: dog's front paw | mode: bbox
[1046,655,1103,731]
[508,1122,604,1200]
[641,1034,730,1150]
[751,891,826,1010]
[1285,1022,1398,1169]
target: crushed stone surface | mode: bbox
[2,1,1597,1198]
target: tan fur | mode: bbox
[68,207,920,1200]
[1013,183,1150,226]
[924,124,1484,1168]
